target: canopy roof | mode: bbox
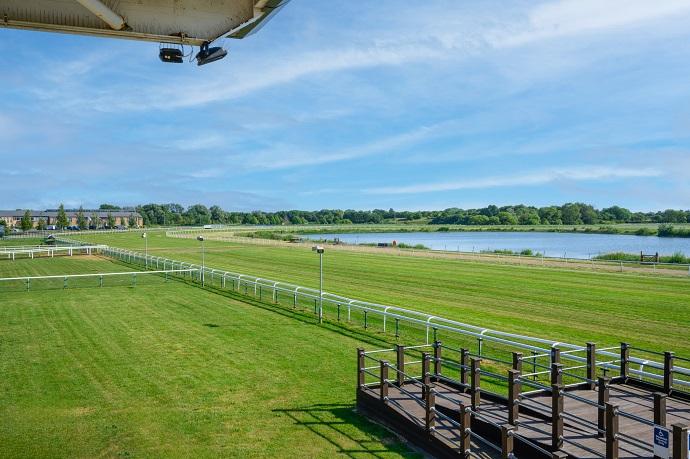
[0,0,288,45]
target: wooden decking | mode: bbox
[358,379,690,458]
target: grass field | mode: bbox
[78,231,690,357]
[0,256,418,458]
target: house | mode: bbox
[0,209,143,229]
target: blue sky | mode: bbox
[1,0,690,211]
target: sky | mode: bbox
[1,0,690,212]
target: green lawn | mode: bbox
[79,232,690,357]
[0,256,415,458]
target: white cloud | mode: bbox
[365,166,663,195]
[225,118,464,170]
[494,0,690,47]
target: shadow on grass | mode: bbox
[273,403,420,458]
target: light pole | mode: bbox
[197,235,205,286]
[312,245,324,323]
[142,232,148,268]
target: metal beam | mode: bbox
[74,0,127,30]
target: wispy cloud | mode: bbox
[492,0,690,48]
[365,166,664,195]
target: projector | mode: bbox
[159,48,184,64]
[195,43,228,66]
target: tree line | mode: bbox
[133,202,690,227]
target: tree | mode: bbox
[128,214,138,228]
[107,212,116,228]
[90,212,99,229]
[497,211,518,225]
[36,218,47,230]
[76,206,88,230]
[99,204,121,211]
[20,210,33,231]
[57,204,69,229]
[561,203,582,225]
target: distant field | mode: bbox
[79,231,690,357]
[0,256,414,458]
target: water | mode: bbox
[300,231,690,259]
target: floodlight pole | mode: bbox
[197,235,205,286]
[312,246,325,323]
[142,232,148,268]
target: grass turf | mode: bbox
[78,231,690,357]
[0,256,415,458]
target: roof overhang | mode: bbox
[0,0,289,46]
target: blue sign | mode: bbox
[653,425,670,458]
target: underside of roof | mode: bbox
[0,0,288,45]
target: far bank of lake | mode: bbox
[300,231,690,260]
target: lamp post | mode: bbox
[142,232,148,268]
[312,245,325,323]
[197,235,205,286]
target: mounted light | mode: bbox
[159,47,184,63]
[195,42,227,66]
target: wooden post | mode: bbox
[395,345,405,386]
[605,403,619,459]
[357,348,365,390]
[512,352,523,372]
[501,425,514,459]
[551,346,561,365]
[672,424,689,459]
[460,348,469,390]
[425,390,436,434]
[598,377,610,437]
[459,402,471,458]
[654,392,667,426]
[422,352,431,400]
[508,370,521,425]
[552,452,568,459]
[664,352,674,394]
[551,362,563,386]
[471,357,481,411]
[433,341,442,379]
[587,342,597,390]
[552,383,564,450]
[620,343,629,380]
[380,360,389,403]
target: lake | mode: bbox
[300,231,690,259]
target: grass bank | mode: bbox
[0,256,414,458]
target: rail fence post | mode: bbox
[363,311,368,329]
[620,342,629,380]
[598,377,610,437]
[395,345,405,386]
[422,353,431,400]
[395,318,399,338]
[551,346,561,365]
[672,424,688,459]
[508,369,521,425]
[654,392,667,427]
[433,341,442,380]
[552,452,568,459]
[512,352,523,372]
[605,403,619,459]
[587,342,597,390]
[551,362,563,386]
[501,425,514,459]
[459,402,471,458]
[552,380,564,450]
[380,360,389,404]
[425,390,436,434]
[357,348,365,390]
[471,357,481,411]
[460,348,469,390]
[664,352,674,394]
